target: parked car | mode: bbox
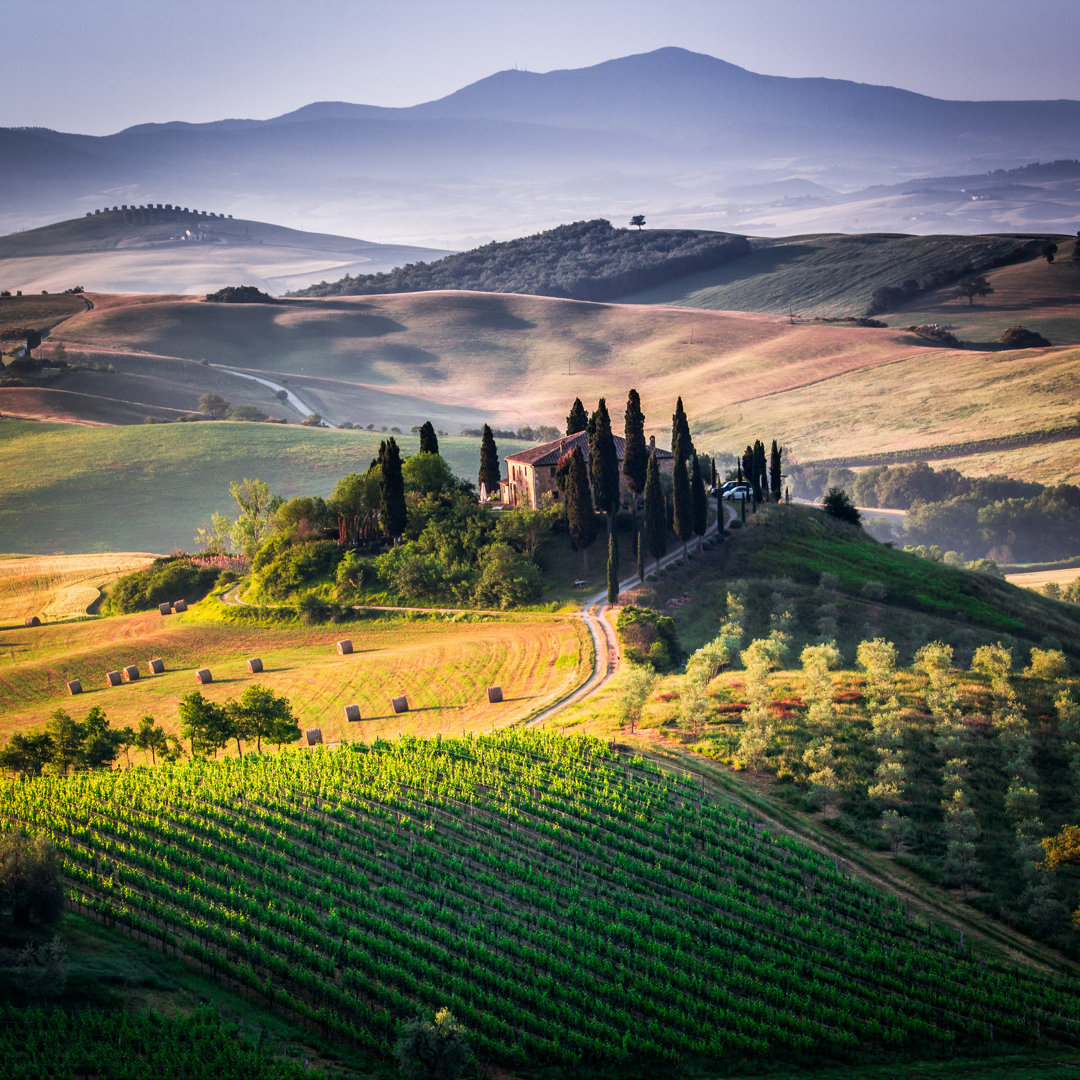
[723,485,751,500]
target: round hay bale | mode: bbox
[195,668,212,684]
[148,658,165,674]
[158,602,173,616]
[122,665,140,682]
[391,695,409,714]
[305,728,323,746]
[336,639,353,655]
[105,670,122,687]
[344,704,362,723]
[66,680,83,696]
[24,616,41,627]
[487,685,504,703]
[173,599,188,613]
[246,657,263,674]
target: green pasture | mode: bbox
[0,420,526,554]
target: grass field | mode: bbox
[0,419,529,553]
[0,603,590,744]
[0,552,156,625]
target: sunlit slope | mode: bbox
[3,732,1078,1074]
[0,421,522,554]
[0,609,588,740]
[616,233,1059,319]
[56,290,938,432]
[0,552,156,625]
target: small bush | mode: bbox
[106,556,219,614]
[615,606,683,671]
[1001,325,1051,349]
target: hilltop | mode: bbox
[5,49,1080,244]
[0,207,447,295]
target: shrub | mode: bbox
[615,606,683,671]
[0,832,64,926]
[254,540,344,601]
[905,324,961,347]
[106,556,219,614]
[204,285,275,303]
[822,488,861,526]
[1001,325,1051,349]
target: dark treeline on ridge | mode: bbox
[290,219,751,301]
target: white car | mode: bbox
[723,485,751,500]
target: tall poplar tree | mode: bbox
[643,453,668,576]
[769,440,783,502]
[622,389,648,517]
[478,424,500,498]
[691,453,708,548]
[671,397,692,465]
[379,437,407,542]
[565,446,598,572]
[418,420,439,455]
[565,397,588,435]
[672,456,693,560]
[589,398,620,530]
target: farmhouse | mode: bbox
[500,430,674,509]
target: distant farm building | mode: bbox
[499,430,674,509]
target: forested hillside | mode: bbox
[290,219,751,301]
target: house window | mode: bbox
[550,467,556,477]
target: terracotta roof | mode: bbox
[505,430,673,467]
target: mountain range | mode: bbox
[4,47,1080,244]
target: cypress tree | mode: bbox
[636,526,645,582]
[672,456,693,560]
[418,420,439,455]
[753,440,767,503]
[478,424,500,497]
[742,445,754,491]
[589,398,620,529]
[565,446,598,572]
[691,453,708,548]
[769,439,783,502]
[622,389,648,516]
[643,453,668,576]
[565,398,588,435]
[607,531,619,605]
[671,397,692,465]
[379,436,407,542]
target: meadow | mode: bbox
[0,419,528,553]
[0,603,589,744]
[0,552,156,625]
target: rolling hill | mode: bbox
[0,208,447,296]
[5,49,1080,244]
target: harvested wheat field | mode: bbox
[0,609,591,748]
[0,552,157,626]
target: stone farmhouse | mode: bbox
[499,430,675,509]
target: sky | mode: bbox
[7,0,1080,135]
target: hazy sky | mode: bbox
[8,0,1080,135]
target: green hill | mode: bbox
[3,730,1078,1077]
[617,232,1056,318]
[644,503,1080,665]
[0,420,527,554]
[289,218,751,301]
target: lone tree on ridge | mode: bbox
[629,214,646,230]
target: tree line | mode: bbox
[289,219,751,302]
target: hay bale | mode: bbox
[487,685,503,703]
[173,599,188,613]
[391,695,409,714]
[67,680,82,696]
[24,616,41,627]
[344,704,362,723]
[105,670,122,687]
[158,602,172,616]
[246,657,263,674]
[336,639,353,655]
[122,665,140,682]
[195,668,212,684]
[148,658,165,674]
[305,728,323,746]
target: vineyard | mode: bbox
[2,730,1078,1075]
